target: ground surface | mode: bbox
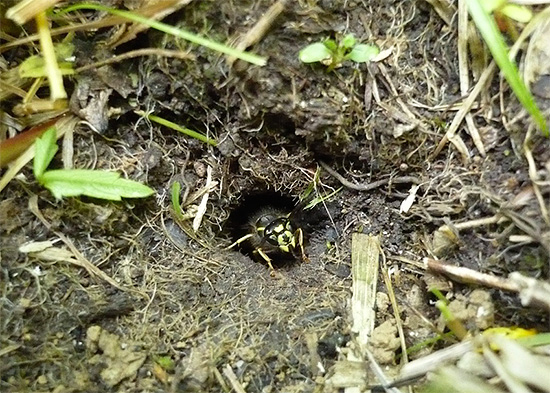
[1,0,549,392]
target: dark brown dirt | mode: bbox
[1,1,549,392]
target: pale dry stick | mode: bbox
[110,0,192,48]
[212,368,230,392]
[458,0,486,156]
[500,209,550,253]
[396,340,474,384]
[509,234,537,243]
[0,0,177,53]
[0,344,22,358]
[28,195,129,292]
[0,17,126,53]
[305,332,324,375]
[424,258,519,292]
[431,61,496,160]
[222,364,247,393]
[62,121,73,169]
[522,125,550,225]
[0,79,27,99]
[192,165,215,232]
[512,0,550,4]
[422,0,455,26]
[451,214,508,230]
[365,348,405,393]
[376,63,423,132]
[226,0,288,66]
[380,246,409,366]
[75,48,195,73]
[509,272,550,311]
[482,342,531,393]
[6,0,61,24]
[319,161,420,192]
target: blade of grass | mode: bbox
[136,111,217,146]
[56,3,267,66]
[36,10,67,101]
[171,181,184,219]
[465,0,548,136]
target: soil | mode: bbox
[1,1,549,392]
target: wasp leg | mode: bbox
[255,248,276,276]
[225,233,254,250]
[295,228,310,263]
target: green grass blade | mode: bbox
[34,127,58,179]
[171,181,184,219]
[465,0,548,136]
[40,169,155,200]
[57,3,267,66]
[137,112,217,146]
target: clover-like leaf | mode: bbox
[40,169,155,200]
[299,42,333,63]
[347,44,380,63]
[340,34,356,49]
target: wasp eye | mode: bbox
[256,215,273,228]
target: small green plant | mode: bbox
[34,127,155,200]
[299,33,379,71]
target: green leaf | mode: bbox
[501,4,532,23]
[482,0,506,13]
[299,42,333,63]
[346,44,380,63]
[138,112,217,146]
[466,0,548,136]
[324,39,338,52]
[20,60,74,78]
[340,34,356,49]
[19,43,75,78]
[40,169,155,200]
[171,181,183,219]
[57,4,266,66]
[34,127,58,179]
[155,356,175,371]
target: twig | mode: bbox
[222,365,246,393]
[319,161,420,191]
[458,0,485,156]
[380,247,409,364]
[28,195,129,292]
[75,48,195,73]
[424,258,519,292]
[227,0,288,65]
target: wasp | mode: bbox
[226,205,309,274]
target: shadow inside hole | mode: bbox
[225,191,301,267]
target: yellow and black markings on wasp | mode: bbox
[226,205,309,273]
